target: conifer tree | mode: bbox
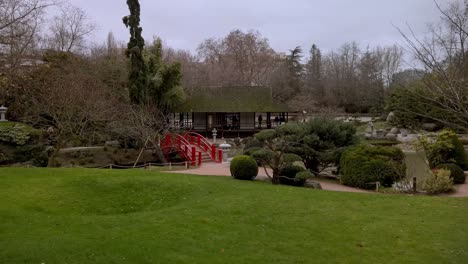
[123,0,146,104]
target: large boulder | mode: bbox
[386,112,395,122]
[422,123,438,132]
[375,130,386,139]
[390,127,400,134]
[304,180,322,189]
[385,133,398,141]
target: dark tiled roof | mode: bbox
[175,86,291,112]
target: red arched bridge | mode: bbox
[160,132,223,166]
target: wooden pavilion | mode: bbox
[169,86,299,138]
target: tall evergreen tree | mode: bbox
[123,0,146,104]
[305,44,324,98]
[287,46,304,95]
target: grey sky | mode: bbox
[69,0,453,54]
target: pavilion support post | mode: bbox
[267,112,271,129]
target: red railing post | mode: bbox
[191,147,196,166]
[197,136,201,147]
[198,152,202,166]
[211,145,216,159]
[218,149,223,163]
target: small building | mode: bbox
[170,86,298,138]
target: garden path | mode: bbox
[168,163,468,197]
[444,172,468,198]
[168,163,372,194]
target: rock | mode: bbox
[386,112,395,122]
[365,133,373,140]
[422,123,438,132]
[398,134,419,143]
[400,129,408,137]
[385,133,397,141]
[390,127,400,134]
[376,129,386,139]
[304,180,322,189]
[105,141,120,148]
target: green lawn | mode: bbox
[0,169,467,264]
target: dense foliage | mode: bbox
[246,118,357,184]
[123,0,147,104]
[340,145,406,189]
[0,125,31,146]
[434,163,466,184]
[420,130,468,170]
[278,165,307,186]
[230,155,258,180]
[424,169,453,194]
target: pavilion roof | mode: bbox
[175,86,292,113]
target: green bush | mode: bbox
[283,153,303,164]
[280,165,306,178]
[421,130,468,170]
[279,165,306,186]
[424,169,453,194]
[12,145,48,167]
[340,145,406,189]
[296,170,314,181]
[0,125,31,146]
[230,155,258,180]
[434,164,466,184]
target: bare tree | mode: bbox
[397,0,468,128]
[47,4,96,53]
[198,29,276,86]
[0,0,56,72]
[21,53,120,165]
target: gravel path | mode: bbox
[167,163,468,197]
[444,172,468,198]
[168,163,372,194]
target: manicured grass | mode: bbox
[0,168,467,264]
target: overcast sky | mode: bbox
[68,0,454,54]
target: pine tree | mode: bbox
[123,0,146,104]
[305,44,324,98]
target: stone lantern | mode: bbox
[219,141,232,162]
[0,105,8,122]
[212,128,218,143]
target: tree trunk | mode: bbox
[272,169,280,185]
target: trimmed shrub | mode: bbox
[340,145,406,189]
[230,155,258,180]
[279,165,306,186]
[280,165,306,178]
[435,163,466,184]
[283,153,303,164]
[424,169,453,194]
[296,170,314,181]
[421,130,468,170]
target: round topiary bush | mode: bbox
[296,170,314,181]
[435,163,466,184]
[278,165,306,186]
[280,165,306,178]
[230,155,258,180]
[340,145,406,190]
